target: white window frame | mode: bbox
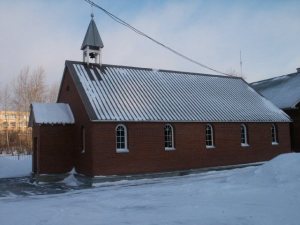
[206,124,215,149]
[271,124,278,145]
[116,124,129,153]
[241,124,249,147]
[164,124,175,151]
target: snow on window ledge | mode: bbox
[241,143,250,147]
[272,142,279,146]
[116,148,129,153]
[206,145,215,149]
[165,147,176,151]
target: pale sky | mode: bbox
[0,0,300,87]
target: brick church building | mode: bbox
[29,15,291,177]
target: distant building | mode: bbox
[0,111,29,132]
[29,15,291,176]
[0,110,31,151]
[252,68,300,152]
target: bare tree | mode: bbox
[0,84,12,110]
[46,81,60,103]
[12,66,47,112]
[2,66,58,154]
[12,67,30,112]
[29,67,47,103]
[9,66,48,154]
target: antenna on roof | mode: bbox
[240,50,243,77]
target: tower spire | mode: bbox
[81,14,104,66]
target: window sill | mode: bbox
[116,148,129,153]
[206,145,215,149]
[272,142,279,146]
[241,144,250,147]
[165,147,176,151]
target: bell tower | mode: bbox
[81,14,104,65]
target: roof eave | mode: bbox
[90,119,292,123]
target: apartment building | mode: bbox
[0,111,29,132]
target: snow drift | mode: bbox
[228,153,300,186]
[0,156,31,179]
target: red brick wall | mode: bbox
[89,122,291,176]
[57,70,94,176]
[32,125,75,174]
[285,109,300,152]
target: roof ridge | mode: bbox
[251,71,299,85]
[65,60,243,80]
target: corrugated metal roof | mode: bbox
[65,61,290,122]
[81,17,104,50]
[29,103,75,126]
[251,72,300,109]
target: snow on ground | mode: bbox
[1,153,300,225]
[0,155,31,178]
[61,169,83,187]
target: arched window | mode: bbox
[241,124,249,146]
[116,124,128,153]
[271,124,278,145]
[206,124,214,148]
[164,124,175,150]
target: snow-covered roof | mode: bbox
[65,61,290,122]
[29,103,75,126]
[251,72,300,109]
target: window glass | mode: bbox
[206,124,214,147]
[116,125,127,151]
[164,124,174,149]
[241,124,248,146]
[271,124,278,144]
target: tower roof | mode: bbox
[81,14,104,50]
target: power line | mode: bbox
[83,0,231,76]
